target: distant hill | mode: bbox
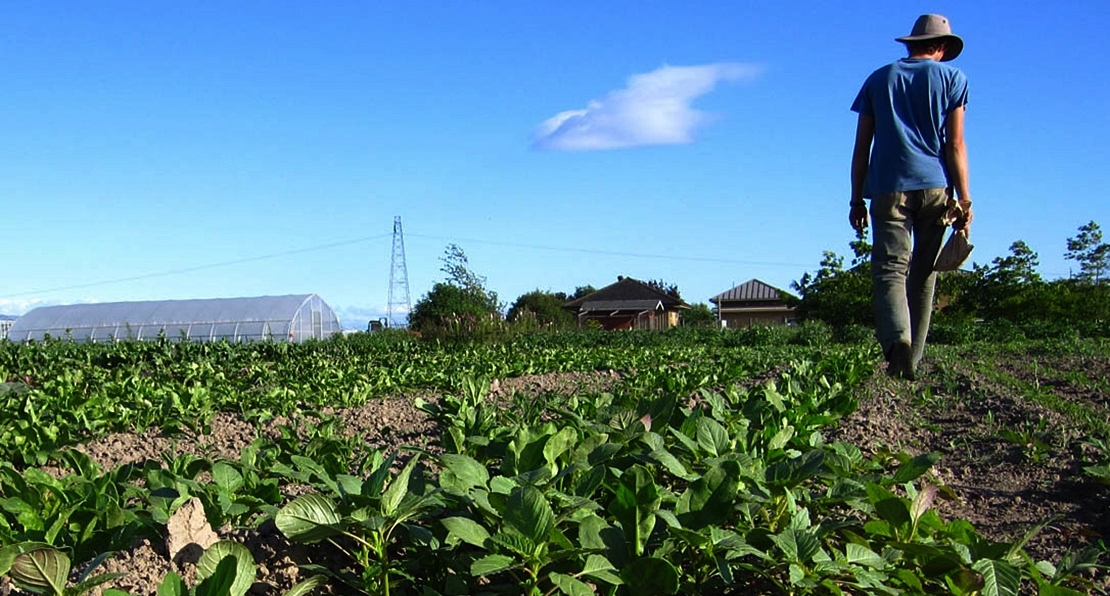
[0,315,16,321]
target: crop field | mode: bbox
[0,329,1108,595]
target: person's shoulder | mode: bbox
[922,59,966,76]
[936,60,965,73]
[914,60,967,85]
[862,61,897,84]
[933,61,969,85]
[870,61,900,75]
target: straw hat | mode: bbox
[896,14,963,61]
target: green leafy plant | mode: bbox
[438,453,628,596]
[2,331,1105,594]
[275,455,440,596]
[0,543,123,596]
[193,447,284,528]
[154,541,326,596]
[998,418,1055,463]
[414,376,499,455]
[0,451,149,562]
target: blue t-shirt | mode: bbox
[851,58,969,197]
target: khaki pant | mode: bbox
[870,188,950,366]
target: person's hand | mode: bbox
[849,202,868,233]
[954,202,973,233]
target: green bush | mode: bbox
[722,324,791,348]
[975,319,1025,343]
[789,320,834,347]
[418,313,517,345]
[1020,320,1081,342]
[833,324,875,345]
[1076,318,1110,339]
[929,321,976,345]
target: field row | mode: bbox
[0,333,1105,595]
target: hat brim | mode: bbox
[896,34,964,61]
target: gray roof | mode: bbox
[578,299,664,313]
[710,279,792,303]
[7,294,340,343]
[565,277,688,310]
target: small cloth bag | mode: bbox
[935,229,973,271]
[934,198,973,272]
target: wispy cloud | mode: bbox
[0,298,54,316]
[333,304,392,330]
[533,63,762,151]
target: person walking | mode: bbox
[849,14,972,380]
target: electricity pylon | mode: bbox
[387,216,412,328]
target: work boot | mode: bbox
[886,341,916,381]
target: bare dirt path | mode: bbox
[829,350,1110,578]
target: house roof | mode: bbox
[578,299,664,313]
[710,279,794,304]
[565,277,688,310]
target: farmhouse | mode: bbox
[710,279,797,328]
[564,277,688,331]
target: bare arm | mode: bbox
[945,105,972,229]
[849,113,874,232]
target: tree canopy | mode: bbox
[408,245,500,332]
[645,279,683,301]
[506,290,574,329]
[681,303,716,327]
[1066,221,1110,284]
[790,234,872,328]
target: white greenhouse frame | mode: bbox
[6,294,341,344]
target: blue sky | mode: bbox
[2,2,1107,329]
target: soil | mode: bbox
[828,348,1110,593]
[75,371,622,596]
[6,359,1110,595]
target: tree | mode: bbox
[933,228,1110,332]
[571,286,597,300]
[408,245,500,332]
[985,240,1042,286]
[507,290,574,328]
[791,234,873,328]
[953,240,1045,321]
[1066,221,1110,284]
[645,279,682,301]
[1060,222,1110,326]
[682,303,716,328]
[440,243,493,296]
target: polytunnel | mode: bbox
[5,294,342,343]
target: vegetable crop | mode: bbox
[0,330,1103,594]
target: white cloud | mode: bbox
[333,304,396,330]
[533,63,762,151]
[0,298,54,317]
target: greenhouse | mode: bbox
[5,294,342,343]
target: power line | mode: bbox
[5,229,818,302]
[2,233,392,299]
[405,233,814,269]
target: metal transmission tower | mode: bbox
[387,216,412,328]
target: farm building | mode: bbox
[5,294,341,343]
[0,316,14,340]
[565,277,688,330]
[710,279,797,328]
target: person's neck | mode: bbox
[907,50,944,61]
